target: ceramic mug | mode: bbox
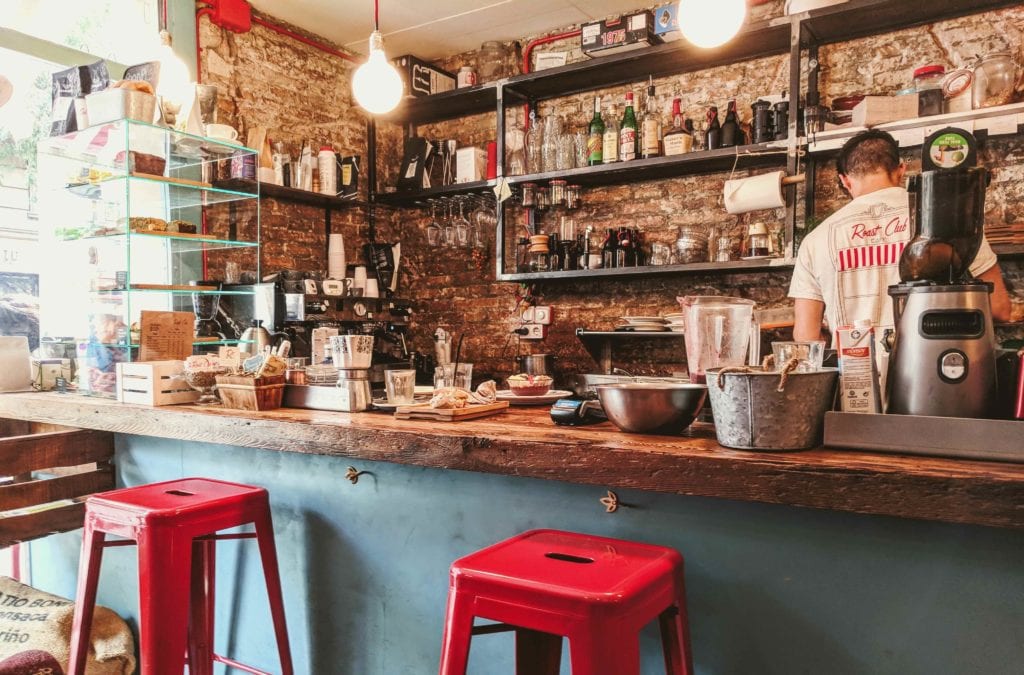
[205,123,238,141]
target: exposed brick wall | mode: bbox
[199,2,1024,384]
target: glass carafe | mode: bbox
[677,295,756,383]
[525,112,543,174]
[506,115,527,176]
[542,114,562,173]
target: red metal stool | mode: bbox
[438,529,693,675]
[67,477,293,675]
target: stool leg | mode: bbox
[137,529,192,675]
[254,508,294,675]
[515,628,562,675]
[658,572,694,675]
[438,590,475,675]
[569,628,640,675]
[68,522,105,675]
[188,538,217,675]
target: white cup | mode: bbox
[364,278,379,298]
[353,266,367,283]
[205,123,238,141]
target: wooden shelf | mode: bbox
[374,179,497,207]
[378,83,502,125]
[509,142,787,188]
[993,243,1024,258]
[504,18,790,102]
[215,179,374,210]
[499,258,793,282]
[798,0,1020,47]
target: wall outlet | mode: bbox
[521,305,553,325]
[521,323,547,340]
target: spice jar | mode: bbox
[973,52,1016,109]
[942,68,974,113]
[913,64,946,116]
[536,186,550,211]
[521,182,537,208]
[550,179,567,207]
[715,234,737,262]
[565,184,582,210]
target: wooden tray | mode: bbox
[394,401,509,421]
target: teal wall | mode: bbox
[30,435,1024,674]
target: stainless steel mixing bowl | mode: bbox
[596,383,708,435]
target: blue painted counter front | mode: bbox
[29,435,1024,674]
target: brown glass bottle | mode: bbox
[704,106,721,150]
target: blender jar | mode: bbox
[677,295,756,383]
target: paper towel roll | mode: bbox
[724,171,786,214]
[328,234,345,279]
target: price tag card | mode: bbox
[139,310,194,362]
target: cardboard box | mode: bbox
[653,4,681,42]
[582,10,662,57]
[392,54,456,99]
[851,94,919,127]
[456,147,487,184]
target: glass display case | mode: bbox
[36,119,260,396]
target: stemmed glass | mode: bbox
[426,200,442,247]
[442,199,456,248]
[454,198,471,248]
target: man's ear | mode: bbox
[894,162,907,185]
[839,173,853,194]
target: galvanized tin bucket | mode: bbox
[706,366,839,450]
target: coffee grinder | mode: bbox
[885,127,997,418]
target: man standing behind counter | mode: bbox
[789,129,1011,344]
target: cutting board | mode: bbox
[394,401,509,421]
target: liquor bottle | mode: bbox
[616,227,634,267]
[704,106,721,150]
[587,97,604,165]
[619,92,638,162]
[632,228,645,266]
[601,228,618,268]
[663,98,693,156]
[641,76,662,159]
[602,106,620,163]
[720,100,741,147]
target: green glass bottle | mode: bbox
[620,91,638,162]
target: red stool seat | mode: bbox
[68,477,293,675]
[438,529,693,675]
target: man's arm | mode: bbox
[977,264,1012,323]
[793,298,827,342]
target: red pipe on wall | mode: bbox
[520,29,581,127]
[251,16,359,63]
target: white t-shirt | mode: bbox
[788,186,997,340]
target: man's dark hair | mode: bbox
[836,129,901,177]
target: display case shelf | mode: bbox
[93,287,257,295]
[91,339,256,349]
[500,258,793,282]
[56,230,260,252]
[64,173,258,208]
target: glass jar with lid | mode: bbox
[549,179,567,207]
[674,224,709,264]
[913,64,946,116]
[477,41,506,82]
[973,52,1016,109]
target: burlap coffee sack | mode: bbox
[0,576,135,674]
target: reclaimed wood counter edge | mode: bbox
[1,393,1021,530]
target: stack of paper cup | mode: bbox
[364,278,379,298]
[352,265,367,294]
[328,234,346,279]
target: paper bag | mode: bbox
[0,336,32,392]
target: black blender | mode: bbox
[885,127,997,418]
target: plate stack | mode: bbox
[616,316,667,332]
[663,313,686,333]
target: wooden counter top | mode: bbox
[1,392,1021,529]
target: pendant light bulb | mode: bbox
[352,30,403,115]
[677,0,747,49]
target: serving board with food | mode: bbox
[394,400,509,421]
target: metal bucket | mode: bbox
[706,366,838,450]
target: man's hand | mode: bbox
[977,264,1012,323]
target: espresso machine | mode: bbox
[886,127,997,418]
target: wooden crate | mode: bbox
[0,419,115,548]
[215,374,285,411]
[117,360,199,406]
